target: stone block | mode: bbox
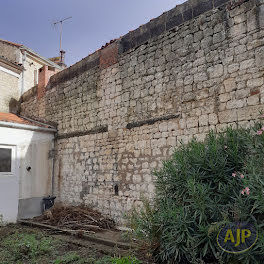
[209,113,218,125]
[194,72,208,82]
[237,105,264,121]
[247,78,264,88]
[219,93,231,102]
[247,94,260,106]
[194,31,203,42]
[256,47,264,68]
[218,109,237,123]
[208,64,224,78]
[184,75,194,85]
[224,78,236,92]
[199,114,209,126]
[228,63,239,74]
[201,36,213,49]
[230,23,247,37]
[240,59,255,70]
[179,119,186,129]
[234,13,247,24]
[213,31,225,44]
[187,117,199,128]
[236,89,248,99]
[226,99,245,109]
[183,92,196,102]
[259,4,264,29]
[247,7,258,32]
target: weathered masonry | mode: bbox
[21,0,264,222]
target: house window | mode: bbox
[0,146,15,175]
[34,69,38,85]
[0,148,12,172]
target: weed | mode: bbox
[1,231,54,263]
[95,256,142,264]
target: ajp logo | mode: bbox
[217,222,258,254]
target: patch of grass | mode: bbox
[53,252,81,264]
[0,231,54,263]
[53,252,96,264]
[0,226,142,264]
[53,252,100,264]
[95,256,142,264]
[53,254,141,264]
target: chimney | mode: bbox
[58,50,66,68]
[37,66,59,99]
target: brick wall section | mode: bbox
[37,66,59,99]
[99,42,119,69]
[21,0,264,222]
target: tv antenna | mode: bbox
[53,16,72,52]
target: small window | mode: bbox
[48,66,55,71]
[0,146,15,175]
[34,69,38,85]
[0,148,12,172]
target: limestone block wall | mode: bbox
[21,0,264,222]
[0,41,20,63]
[0,70,20,113]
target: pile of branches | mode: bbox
[33,205,115,234]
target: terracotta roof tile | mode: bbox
[0,113,51,128]
[0,39,22,47]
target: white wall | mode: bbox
[0,126,54,223]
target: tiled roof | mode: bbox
[0,55,23,70]
[0,113,52,128]
[0,39,22,47]
[0,38,62,70]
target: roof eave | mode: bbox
[0,121,57,133]
[0,56,24,72]
[20,46,63,70]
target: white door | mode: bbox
[0,145,19,223]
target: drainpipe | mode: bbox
[21,51,27,96]
[51,138,56,196]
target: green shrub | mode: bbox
[131,123,264,263]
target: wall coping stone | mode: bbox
[22,0,262,100]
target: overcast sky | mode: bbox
[0,0,186,66]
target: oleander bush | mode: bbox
[131,122,264,264]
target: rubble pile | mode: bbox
[33,205,115,233]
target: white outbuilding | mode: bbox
[0,112,56,223]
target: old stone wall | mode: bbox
[21,0,264,222]
[0,70,20,113]
[0,40,20,63]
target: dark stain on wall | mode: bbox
[126,114,180,130]
[57,126,108,140]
